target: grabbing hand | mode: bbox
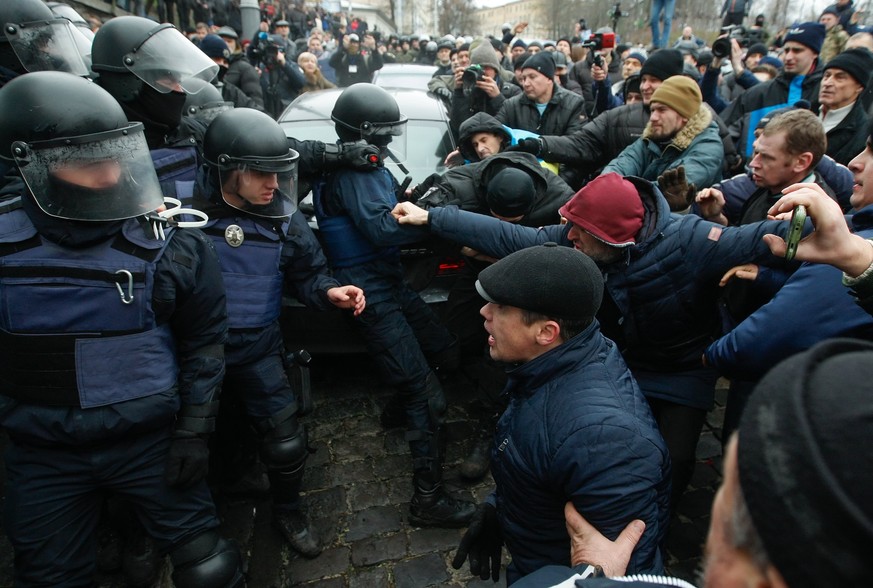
[444,149,464,167]
[451,503,503,581]
[657,166,697,211]
[391,201,430,225]
[327,285,366,316]
[719,263,759,286]
[565,502,645,577]
[695,187,727,224]
[506,137,542,157]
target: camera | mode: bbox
[712,25,748,58]
[462,64,485,96]
[583,32,616,52]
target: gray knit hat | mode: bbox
[470,41,500,70]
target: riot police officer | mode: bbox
[314,84,476,527]
[0,71,243,587]
[196,108,365,556]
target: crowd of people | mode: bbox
[1,0,873,586]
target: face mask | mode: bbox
[133,84,187,132]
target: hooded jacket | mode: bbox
[415,150,573,227]
[491,322,670,582]
[602,104,724,190]
[425,178,790,409]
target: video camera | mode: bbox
[462,63,486,96]
[712,24,749,58]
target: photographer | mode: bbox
[450,41,521,135]
[329,32,383,87]
[573,30,621,118]
[256,33,305,118]
[702,36,760,114]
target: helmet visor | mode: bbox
[217,159,299,218]
[124,26,219,94]
[370,119,408,163]
[12,124,165,221]
[184,101,234,124]
[5,19,90,77]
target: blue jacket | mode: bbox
[704,205,873,380]
[492,322,670,583]
[427,178,789,409]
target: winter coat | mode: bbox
[492,323,670,581]
[426,178,790,409]
[603,104,724,189]
[300,70,336,94]
[824,99,870,166]
[496,84,587,136]
[224,53,264,109]
[705,205,873,380]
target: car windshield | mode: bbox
[283,120,452,183]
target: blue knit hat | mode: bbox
[783,22,826,54]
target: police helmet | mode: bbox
[91,16,218,102]
[331,83,407,145]
[203,108,299,218]
[0,0,89,77]
[182,78,233,124]
[0,71,164,221]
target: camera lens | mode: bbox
[712,37,731,59]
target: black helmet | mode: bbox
[0,71,164,221]
[331,83,407,145]
[183,78,233,123]
[91,16,217,102]
[203,108,299,218]
[0,0,89,77]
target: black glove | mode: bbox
[451,502,503,582]
[164,431,210,488]
[323,140,382,171]
[506,137,542,157]
[657,165,697,212]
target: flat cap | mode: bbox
[476,243,604,321]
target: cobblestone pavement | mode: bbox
[0,356,726,587]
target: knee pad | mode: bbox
[171,531,245,588]
[259,410,308,472]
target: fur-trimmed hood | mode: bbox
[641,104,712,151]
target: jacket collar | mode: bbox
[641,104,713,150]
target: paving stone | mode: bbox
[393,553,450,588]
[408,527,463,556]
[348,565,391,588]
[695,433,723,460]
[347,480,393,511]
[327,458,376,487]
[350,532,407,566]
[287,545,350,584]
[345,506,403,542]
[332,434,385,461]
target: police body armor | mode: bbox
[152,145,198,201]
[312,168,398,268]
[0,208,179,407]
[202,215,288,330]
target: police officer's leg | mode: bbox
[354,298,475,527]
[113,427,244,587]
[227,336,320,558]
[4,437,103,587]
[396,281,459,379]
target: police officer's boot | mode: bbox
[260,409,322,558]
[405,374,475,527]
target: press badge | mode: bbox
[349,64,358,73]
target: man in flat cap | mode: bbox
[450,244,670,584]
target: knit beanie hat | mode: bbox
[783,22,826,54]
[824,47,873,86]
[470,41,501,70]
[758,55,783,69]
[738,338,873,588]
[512,38,527,50]
[650,75,701,118]
[199,34,231,59]
[638,48,683,81]
[522,51,555,80]
[485,167,535,218]
[476,243,603,322]
[746,43,768,58]
[626,51,647,66]
[558,173,644,247]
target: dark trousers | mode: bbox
[646,398,707,510]
[4,428,218,587]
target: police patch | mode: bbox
[225,224,245,247]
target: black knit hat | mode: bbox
[746,42,768,58]
[638,49,683,81]
[522,51,555,80]
[476,243,603,321]
[738,338,873,587]
[485,167,535,218]
[824,47,873,87]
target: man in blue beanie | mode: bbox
[722,22,827,163]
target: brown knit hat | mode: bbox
[650,76,701,119]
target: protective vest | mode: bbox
[312,175,394,268]
[151,145,197,201]
[0,207,179,408]
[202,215,286,329]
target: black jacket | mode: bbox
[825,99,869,166]
[496,83,586,136]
